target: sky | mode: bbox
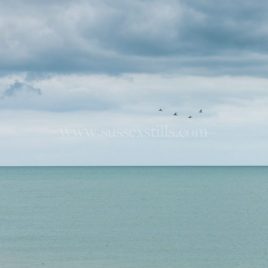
[0,0,268,165]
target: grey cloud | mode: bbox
[1,81,42,98]
[1,0,268,75]
[0,77,117,112]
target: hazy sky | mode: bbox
[0,0,268,165]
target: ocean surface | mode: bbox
[0,167,268,268]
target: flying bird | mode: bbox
[158,108,163,112]
[199,109,203,113]
[173,112,178,116]
[188,115,192,119]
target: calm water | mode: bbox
[0,167,268,268]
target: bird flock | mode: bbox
[158,108,203,118]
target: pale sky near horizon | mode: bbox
[0,0,268,165]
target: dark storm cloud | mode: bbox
[1,0,268,75]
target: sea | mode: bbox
[0,167,268,268]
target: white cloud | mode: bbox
[1,73,268,120]
[0,73,267,165]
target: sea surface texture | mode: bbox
[0,167,268,268]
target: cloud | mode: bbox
[1,81,42,98]
[0,0,268,75]
[0,102,268,165]
[0,73,268,122]
[0,1,268,165]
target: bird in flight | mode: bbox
[173,112,177,116]
[199,109,203,113]
[188,115,192,119]
[158,108,163,112]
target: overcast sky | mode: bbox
[0,0,268,165]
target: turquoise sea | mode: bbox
[0,167,268,268]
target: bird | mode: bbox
[188,115,192,119]
[199,109,203,113]
[173,112,177,116]
[158,108,163,112]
